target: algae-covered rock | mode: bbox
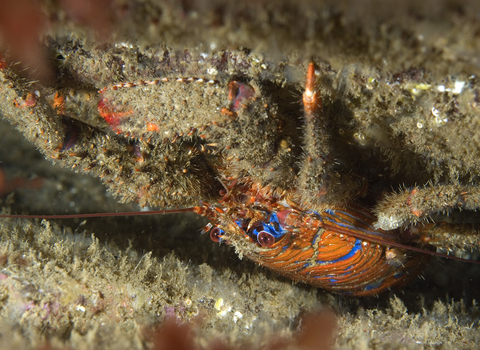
[1,0,480,349]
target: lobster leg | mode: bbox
[297,62,329,207]
[297,62,362,210]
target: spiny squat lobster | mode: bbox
[1,60,475,297]
[189,63,429,296]
[89,62,439,296]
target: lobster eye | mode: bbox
[257,231,275,247]
[210,227,223,243]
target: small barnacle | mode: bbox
[408,83,431,96]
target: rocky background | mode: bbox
[1,0,480,349]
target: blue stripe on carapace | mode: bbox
[329,209,376,230]
[323,208,335,215]
[316,239,362,264]
[251,212,288,238]
[268,212,289,235]
[324,209,365,228]
[363,279,384,291]
[310,211,324,223]
[322,210,398,242]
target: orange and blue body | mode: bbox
[195,181,428,296]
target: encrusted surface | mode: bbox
[1,0,480,349]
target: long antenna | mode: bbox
[0,207,196,220]
[1,207,478,265]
